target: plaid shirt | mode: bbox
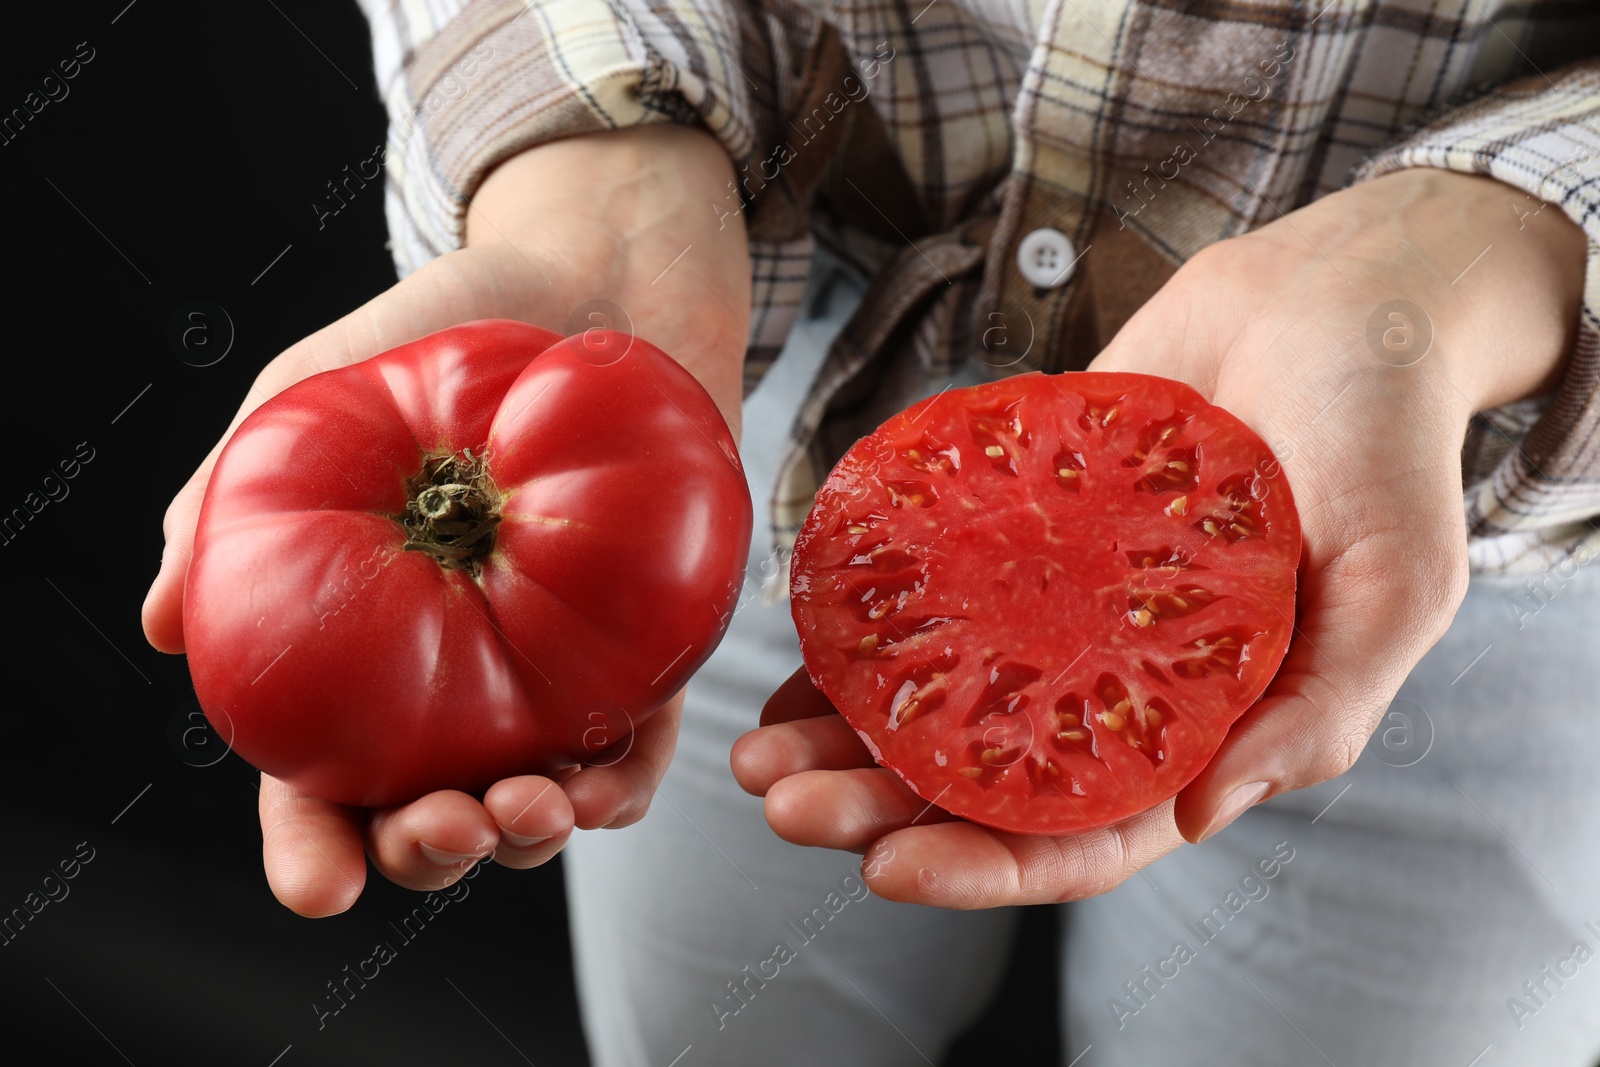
[357,0,1600,575]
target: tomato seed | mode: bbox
[793,372,1299,834]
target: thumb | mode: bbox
[140,248,534,653]
[1173,503,1469,842]
[141,446,222,653]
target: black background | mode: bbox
[0,2,1056,1063]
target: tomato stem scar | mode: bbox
[400,447,502,574]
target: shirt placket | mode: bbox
[977,0,1171,375]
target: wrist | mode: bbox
[1370,168,1587,411]
[467,124,741,249]
[463,124,751,438]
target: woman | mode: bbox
[144,1,1600,1062]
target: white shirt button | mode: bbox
[1016,228,1077,289]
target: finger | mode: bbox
[861,802,1184,909]
[139,348,353,653]
[731,714,877,796]
[1084,242,1266,392]
[1174,514,1469,843]
[365,790,498,891]
[141,325,357,654]
[763,768,957,852]
[141,443,225,654]
[759,666,837,726]
[258,773,369,917]
[562,692,684,830]
[142,248,547,654]
[482,776,575,869]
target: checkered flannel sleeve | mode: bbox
[1357,60,1600,571]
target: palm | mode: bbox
[141,245,662,914]
[734,189,1483,908]
[145,133,752,913]
[1098,227,1473,841]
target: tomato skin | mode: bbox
[185,320,751,808]
[791,371,1300,835]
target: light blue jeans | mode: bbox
[565,254,1600,1066]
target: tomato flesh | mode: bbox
[790,372,1299,835]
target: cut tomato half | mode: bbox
[790,371,1300,834]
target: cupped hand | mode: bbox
[143,125,751,916]
[733,167,1587,908]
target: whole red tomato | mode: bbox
[185,319,751,808]
[790,371,1300,835]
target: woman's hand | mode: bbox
[732,167,1588,908]
[142,124,751,916]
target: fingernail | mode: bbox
[601,804,640,830]
[1199,781,1271,842]
[499,831,552,849]
[419,842,490,867]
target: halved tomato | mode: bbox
[790,372,1300,834]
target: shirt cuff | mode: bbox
[1352,59,1600,571]
[357,0,770,278]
